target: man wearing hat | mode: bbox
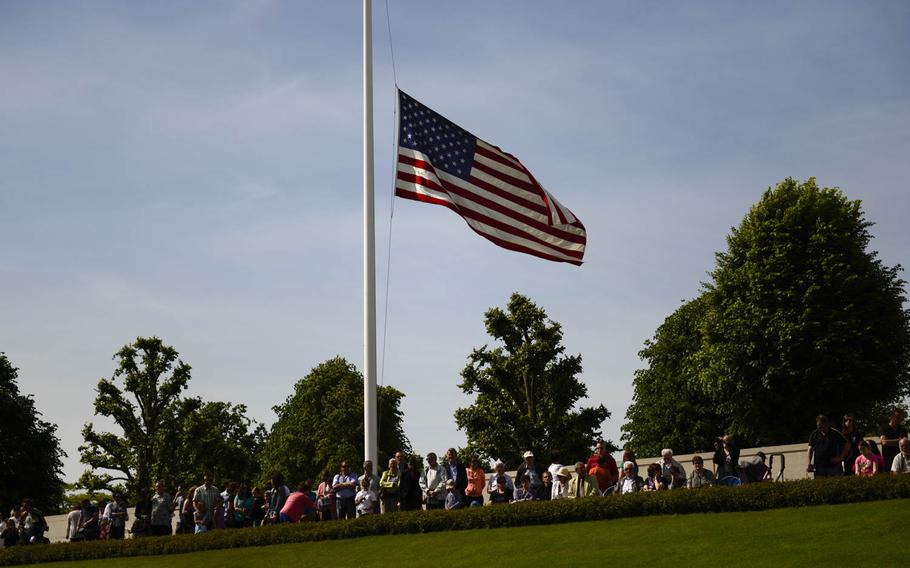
[444,479,462,510]
[567,461,599,498]
[515,450,545,494]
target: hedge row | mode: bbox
[3,474,910,566]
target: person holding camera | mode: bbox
[712,435,739,480]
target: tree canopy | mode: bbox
[79,337,264,494]
[259,357,410,484]
[623,178,910,453]
[455,293,610,468]
[158,399,267,487]
[0,353,65,513]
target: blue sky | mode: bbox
[2,1,908,482]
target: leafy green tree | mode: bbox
[0,353,66,513]
[623,178,910,451]
[455,293,610,468]
[259,357,410,484]
[79,337,266,493]
[621,297,727,456]
[79,337,192,494]
[159,399,267,487]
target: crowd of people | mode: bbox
[2,410,908,546]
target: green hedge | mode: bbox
[3,475,910,566]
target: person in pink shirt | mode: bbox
[854,441,878,477]
[280,484,315,523]
[868,440,886,473]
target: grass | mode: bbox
[28,498,908,567]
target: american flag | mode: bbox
[394,90,586,265]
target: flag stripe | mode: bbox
[395,183,584,263]
[399,149,546,214]
[395,173,586,249]
[398,152,585,241]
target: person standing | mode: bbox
[586,440,619,482]
[106,494,129,540]
[444,448,468,499]
[515,451,545,495]
[879,409,908,473]
[150,480,174,536]
[379,458,401,513]
[841,415,864,474]
[65,502,83,542]
[420,452,448,510]
[220,482,237,529]
[233,484,255,528]
[358,460,381,514]
[332,462,358,520]
[132,489,152,537]
[891,438,910,474]
[712,436,740,480]
[192,472,220,532]
[464,455,486,507]
[399,459,423,511]
[588,455,614,494]
[656,449,687,488]
[355,478,378,517]
[854,441,878,476]
[172,486,186,534]
[444,480,462,510]
[485,461,513,495]
[180,486,197,533]
[807,415,850,477]
[267,472,290,524]
[394,451,409,481]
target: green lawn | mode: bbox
[30,498,908,567]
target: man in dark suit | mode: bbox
[444,447,468,498]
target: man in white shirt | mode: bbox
[65,503,83,541]
[420,452,448,509]
[892,438,910,474]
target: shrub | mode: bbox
[2,475,909,566]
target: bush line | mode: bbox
[3,475,910,566]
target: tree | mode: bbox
[259,357,411,484]
[622,178,910,452]
[158,399,267,487]
[455,293,610,468]
[79,337,192,494]
[79,337,266,494]
[0,353,66,513]
[621,297,727,457]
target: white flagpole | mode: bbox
[363,0,378,470]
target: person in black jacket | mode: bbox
[515,451,545,495]
[398,459,423,511]
[443,448,468,498]
[712,435,740,480]
[536,470,554,500]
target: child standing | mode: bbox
[193,508,208,534]
[444,479,462,510]
[354,478,377,517]
[854,440,878,476]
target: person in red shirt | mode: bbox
[588,454,614,494]
[586,440,618,481]
[279,484,315,523]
